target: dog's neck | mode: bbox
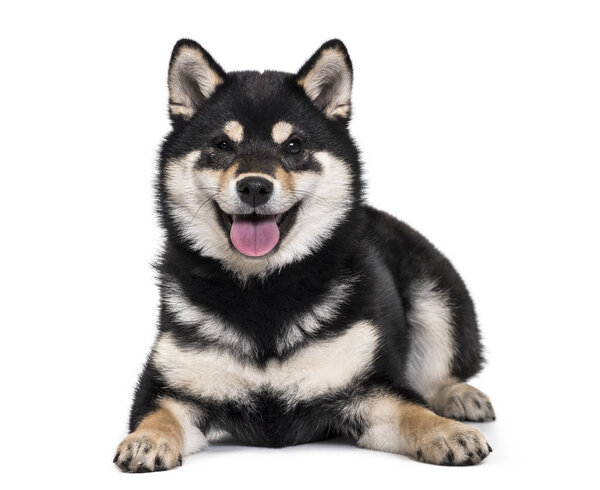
[161,206,366,291]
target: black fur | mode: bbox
[125,39,485,453]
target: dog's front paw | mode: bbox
[429,383,496,422]
[415,421,492,466]
[114,430,182,473]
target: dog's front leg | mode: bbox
[353,393,492,465]
[114,398,206,473]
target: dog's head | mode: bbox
[159,39,361,277]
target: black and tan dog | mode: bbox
[114,39,495,472]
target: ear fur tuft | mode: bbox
[297,40,353,119]
[167,39,226,122]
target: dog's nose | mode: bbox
[236,176,273,207]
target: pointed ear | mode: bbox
[296,40,353,120]
[168,39,226,122]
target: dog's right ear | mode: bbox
[168,39,226,122]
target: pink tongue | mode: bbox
[230,215,280,257]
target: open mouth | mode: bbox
[217,202,300,257]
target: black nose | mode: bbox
[236,176,274,207]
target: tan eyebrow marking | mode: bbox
[271,121,294,144]
[223,120,244,143]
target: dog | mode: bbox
[114,39,495,472]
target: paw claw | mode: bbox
[121,457,132,470]
[115,431,182,473]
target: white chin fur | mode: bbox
[164,150,354,279]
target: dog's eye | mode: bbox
[215,139,232,151]
[285,139,302,155]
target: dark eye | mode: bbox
[285,139,302,155]
[215,139,232,151]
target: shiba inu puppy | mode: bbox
[114,39,495,472]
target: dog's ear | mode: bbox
[296,40,353,120]
[168,39,226,122]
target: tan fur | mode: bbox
[271,121,294,144]
[428,382,496,422]
[399,403,490,464]
[114,403,184,472]
[229,171,276,187]
[218,162,239,189]
[356,394,491,465]
[274,166,295,193]
[223,120,244,143]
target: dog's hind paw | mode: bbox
[429,383,496,422]
[114,431,182,473]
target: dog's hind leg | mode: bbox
[428,382,495,422]
[353,393,492,465]
[403,278,496,422]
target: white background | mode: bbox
[1,1,598,488]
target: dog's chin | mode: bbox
[216,202,301,258]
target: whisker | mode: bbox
[189,193,219,225]
[168,188,221,200]
[170,187,220,194]
[291,190,337,209]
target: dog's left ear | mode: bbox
[296,39,353,120]
[168,39,226,122]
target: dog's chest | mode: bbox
[153,320,379,402]
[163,277,358,356]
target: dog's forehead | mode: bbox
[220,71,305,134]
[228,70,292,100]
